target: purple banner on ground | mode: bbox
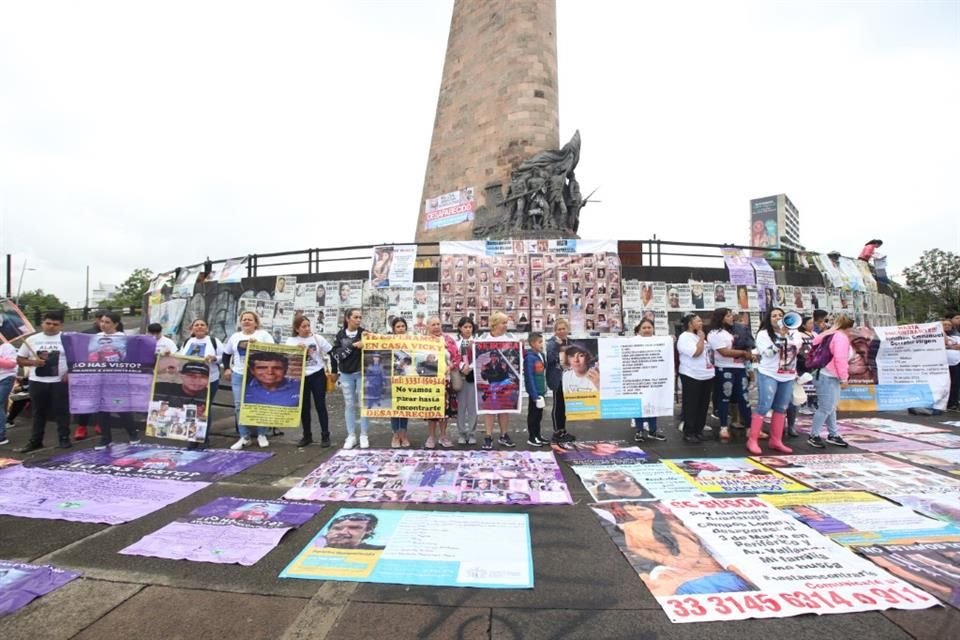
[0,465,207,524]
[550,441,653,465]
[61,332,157,413]
[0,560,79,618]
[33,444,271,482]
[285,450,572,505]
[120,497,323,566]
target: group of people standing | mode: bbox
[676,305,855,453]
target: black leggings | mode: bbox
[550,386,566,434]
[301,371,329,438]
[680,375,712,436]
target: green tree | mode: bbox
[15,289,69,323]
[104,267,154,309]
[901,249,960,321]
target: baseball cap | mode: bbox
[181,362,210,376]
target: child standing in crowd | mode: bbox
[632,319,666,443]
[223,311,275,449]
[748,308,803,455]
[330,308,370,450]
[179,319,221,450]
[524,332,549,446]
[454,317,478,445]
[545,318,576,444]
[286,314,333,448]
[387,317,411,448]
[14,311,71,451]
[148,322,178,354]
[807,314,853,448]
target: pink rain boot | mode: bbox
[746,414,764,455]
[768,412,793,453]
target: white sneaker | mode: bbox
[343,435,357,450]
[630,418,637,428]
[257,434,269,448]
[457,435,467,445]
[359,435,370,449]
[467,435,477,445]
[230,438,250,450]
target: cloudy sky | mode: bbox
[1,0,957,306]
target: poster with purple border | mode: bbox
[34,444,271,482]
[550,441,653,465]
[120,497,323,566]
[0,561,79,618]
[0,465,207,524]
[61,332,157,413]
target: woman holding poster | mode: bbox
[92,312,140,449]
[677,314,714,444]
[286,314,333,448]
[178,319,222,449]
[454,317,478,445]
[747,308,803,455]
[223,311,275,450]
[631,319,667,443]
[478,312,517,451]
[707,308,755,444]
[388,317,412,449]
[424,316,460,449]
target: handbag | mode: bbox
[449,367,464,392]
[791,380,807,406]
[325,371,337,393]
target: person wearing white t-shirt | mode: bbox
[0,338,17,447]
[286,314,333,448]
[676,313,714,443]
[944,318,960,410]
[748,307,803,456]
[222,311,274,449]
[148,323,178,355]
[12,310,73,451]
[178,319,222,449]
[706,308,756,444]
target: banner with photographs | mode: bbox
[473,339,523,414]
[172,265,204,298]
[885,449,960,476]
[148,298,187,338]
[838,323,950,412]
[363,281,439,335]
[239,342,306,428]
[751,453,960,497]
[146,354,212,443]
[664,457,811,494]
[424,187,475,230]
[439,252,529,332]
[208,257,247,284]
[761,491,960,546]
[360,334,446,419]
[61,333,157,413]
[857,542,960,607]
[575,464,705,501]
[284,449,572,505]
[370,245,416,289]
[0,299,34,343]
[120,497,322,566]
[281,508,533,589]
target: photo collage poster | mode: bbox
[439,253,530,333]
[362,281,440,335]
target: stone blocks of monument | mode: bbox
[415,0,561,243]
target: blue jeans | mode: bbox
[756,373,793,415]
[714,367,751,427]
[0,377,14,440]
[810,374,840,438]
[339,371,368,437]
[391,417,408,432]
[232,374,266,438]
[634,416,658,434]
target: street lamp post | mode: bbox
[15,260,37,304]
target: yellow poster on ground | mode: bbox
[361,334,445,419]
[239,342,306,428]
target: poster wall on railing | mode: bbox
[209,257,247,284]
[838,323,950,411]
[360,334,445,419]
[370,245,417,289]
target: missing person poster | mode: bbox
[370,245,416,289]
[61,333,157,413]
[838,323,950,412]
[0,299,34,343]
[473,339,523,414]
[361,334,445,419]
[858,542,960,607]
[146,355,212,443]
[664,457,811,494]
[239,342,306,428]
[281,508,533,589]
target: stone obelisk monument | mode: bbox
[415,0,560,243]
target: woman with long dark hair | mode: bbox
[286,314,332,448]
[222,311,275,449]
[330,308,370,449]
[454,316,478,445]
[93,312,139,449]
[748,307,804,455]
[706,308,755,444]
[676,314,713,443]
[631,318,666,442]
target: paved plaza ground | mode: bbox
[1,394,957,640]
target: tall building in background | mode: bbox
[749,194,801,256]
[415,0,560,242]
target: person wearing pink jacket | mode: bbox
[807,315,854,448]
